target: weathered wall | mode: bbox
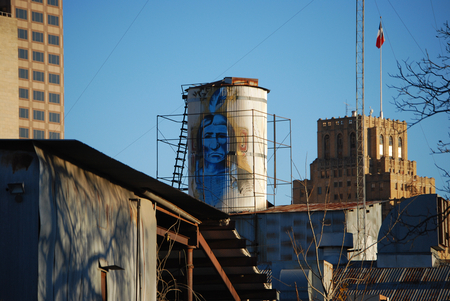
[35,147,156,300]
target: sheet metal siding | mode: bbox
[0,150,40,300]
[336,266,450,301]
[35,147,156,301]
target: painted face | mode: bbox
[202,123,228,164]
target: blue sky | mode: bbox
[64,1,450,205]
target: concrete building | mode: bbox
[0,0,64,139]
[293,114,435,204]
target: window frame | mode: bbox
[33,71,45,82]
[19,88,29,99]
[33,110,45,121]
[19,128,29,138]
[18,48,28,60]
[19,68,29,79]
[49,112,60,123]
[18,28,28,40]
[48,53,60,65]
[32,11,44,23]
[47,0,59,7]
[47,14,59,26]
[33,51,44,63]
[33,90,45,102]
[48,34,60,46]
[33,130,45,139]
[32,31,44,43]
[15,8,27,20]
[49,73,60,84]
[49,93,60,104]
[19,108,29,119]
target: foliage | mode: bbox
[390,22,450,194]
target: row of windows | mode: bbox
[379,135,403,158]
[19,128,60,139]
[18,68,60,84]
[19,89,60,103]
[320,168,356,178]
[19,109,61,123]
[322,119,352,127]
[31,0,59,7]
[16,8,59,25]
[18,49,59,65]
[18,29,60,46]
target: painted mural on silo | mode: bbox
[187,78,268,213]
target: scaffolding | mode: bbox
[156,92,292,210]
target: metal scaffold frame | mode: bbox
[156,98,292,210]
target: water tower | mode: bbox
[185,77,269,213]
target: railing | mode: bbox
[0,11,12,17]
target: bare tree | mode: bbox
[390,22,450,194]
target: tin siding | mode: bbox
[35,147,156,301]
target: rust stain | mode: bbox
[1,152,34,173]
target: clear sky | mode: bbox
[63,0,450,205]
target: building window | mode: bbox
[18,28,28,40]
[32,31,44,43]
[48,15,59,26]
[337,133,343,159]
[49,132,60,139]
[48,34,59,46]
[323,122,326,127]
[334,182,338,188]
[33,90,45,102]
[49,112,60,123]
[49,73,60,84]
[347,181,351,187]
[33,110,45,121]
[16,8,27,20]
[18,48,28,59]
[48,54,60,65]
[33,51,44,62]
[395,183,398,190]
[334,194,338,200]
[19,68,29,79]
[318,187,322,195]
[339,181,343,187]
[398,137,402,159]
[49,93,60,104]
[19,108,29,119]
[48,0,59,6]
[389,136,393,158]
[32,0,43,3]
[19,128,29,138]
[33,130,45,139]
[371,183,375,191]
[32,11,43,23]
[324,135,330,159]
[350,132,356,157]
[19,88,29,99]
[379,134,384,156]
[33,71,45,82]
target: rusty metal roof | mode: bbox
[334,265,450,301]
[0,139,228,221]
[233,201,385,215]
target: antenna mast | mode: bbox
[356,0,366,259]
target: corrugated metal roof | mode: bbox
[0,139,228,221]
[334,265,450,301]
[233,201,385,215]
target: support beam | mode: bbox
[198,232,241,301]
[187,247,194,301]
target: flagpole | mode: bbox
[380,17,383,119]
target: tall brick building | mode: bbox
[293,113,435,204]
[0,0,64,139]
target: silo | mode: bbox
[186,77,269,213]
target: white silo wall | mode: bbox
[187,84,268,213]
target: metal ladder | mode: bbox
[171,95,189,190]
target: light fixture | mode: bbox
[7,183,25,203]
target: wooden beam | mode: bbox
[157,226,190,246]
[198,232,241,301]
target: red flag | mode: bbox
[376,21,385,48]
